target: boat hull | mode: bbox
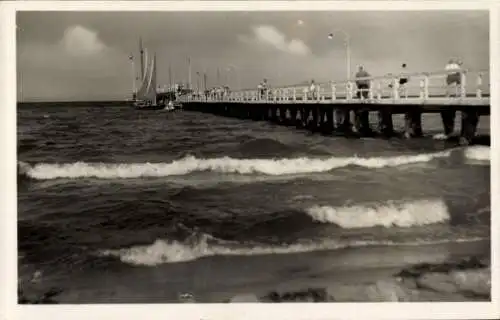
[133,104,167,111]
[132,101,182,111]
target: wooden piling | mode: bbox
[404,110,423,138]
[334,109,352,133]
[353,109,372,136]
[440,110,456,136]
[460,110,480,145]
[377,110,394,137]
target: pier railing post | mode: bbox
[419,79,425,99]
[476,73,483,98]
[460,71,467,99]
[376,82,381,100]
[317,85,321,102]
[346,82,352,100]
[369,80,374,100]
[293,88,297,102]
[331,83,336,101]
[392,78,399,100]
[303,87,307,102]
[424,75,429,99]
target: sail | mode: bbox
[136,49,150,100]
[144,55,157,102]
[136,53,157,103]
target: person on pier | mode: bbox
[445,58,463,97]
[399,63,409,98]
[355,65,371,99]
[309,79,318,100]
[262,78,269,100]
[257,83,263,100]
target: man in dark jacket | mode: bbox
[355,66,371,99]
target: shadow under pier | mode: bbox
[182,101,489,145]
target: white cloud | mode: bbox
[18,25,130,100]
[59,25,107,57]
[242,24,311,56]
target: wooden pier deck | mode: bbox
[179,69,490,145]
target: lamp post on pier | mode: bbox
[327,29,351,80]
[196,71,201,95]
[226,65,240,90]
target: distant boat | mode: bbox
[133,51,167,111]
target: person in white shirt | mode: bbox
[445,58,463,97]
[262,79,269,100]
[399,63,409,98]
[309,79,317,100]
[257,83,263,99]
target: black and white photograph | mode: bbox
[2,1,499,319]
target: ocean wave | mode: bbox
[98,233,486,266]
[464,146,490,161]
[306,199,450,228]
[19,151,450,180]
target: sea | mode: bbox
[17,102,491,303]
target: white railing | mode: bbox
[180,69,489,104]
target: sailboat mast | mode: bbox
[139,37,144,79]
[169,63,172,89]
[152,54,157,105]
[188,57,192,90]
[129,54,136,98]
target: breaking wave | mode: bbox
[19,151,451,180]
[98,234,485,266]
[306,199,450,228]
[464,146,490,162]
[97,198,471,266]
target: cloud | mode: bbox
[18,25,130,100]
[59,25,107,57]
[242,25,311,56]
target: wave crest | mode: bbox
[464,146,490,161]
[306,199,450,228]
[21,151,450,180]
[98,235,485,267]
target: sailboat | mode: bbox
[133,50,167,110]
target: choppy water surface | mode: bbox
[17,103,491,302]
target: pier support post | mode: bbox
[309,107,319,132]
[460,110,480,145]
[404,110,423,138]
[294,108,302,128]
[377,110,394,137]
[353,109,372,136]
[295,107,307,129]
[319,107,333,134]
[440,110,456,137]
[334,108,352,134]
[277,106,285,124]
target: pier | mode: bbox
[179,69,490,145]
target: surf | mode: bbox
[306,198,450,228]
[98,234,487,266]
[19,150,452,180]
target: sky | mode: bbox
[16,10,489,102]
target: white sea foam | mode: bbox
[306,199,450,228]
[464,146,490,161]
[98,235,486,267]
[21,151,451,180]
[432,133,449,140]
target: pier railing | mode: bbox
[182,69,489,104]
